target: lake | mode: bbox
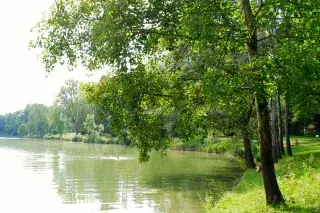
[0,138,242,213]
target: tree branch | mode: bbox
[246,97,255,124]
[254,0,264,18]
[257,35,274,42]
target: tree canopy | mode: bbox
[31,0,320,160]
[55,79,92,134]
[31,0,320,205]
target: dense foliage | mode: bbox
[29,0,320,207]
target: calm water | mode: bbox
[0,138,242,213]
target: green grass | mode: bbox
[44,133,75,141]
[205,136,320,213]
[291,136,320,159]
[169,137,252,158]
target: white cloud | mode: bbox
[0,0,105,115]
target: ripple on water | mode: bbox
[0,139,242,213]
[88,156,133,160]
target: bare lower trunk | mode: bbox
[285,100,293,156]
[256,94,284,204]
[275,117,282,159]
[277,94,285,155]
[270,97,278,163]
[274,97,281,159]
[242,98,256,169]
[242,127,256,169]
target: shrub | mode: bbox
[72,134,83,142]
[44,134,62,140]
[204,138,244,157]
[82,134,107,143]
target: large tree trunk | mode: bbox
[256,94,284,204]
[242,0,284,205]
[277,94,285,155]
[270,97,279,163]
[285,100,293,156]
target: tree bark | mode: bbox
[285,100,293,156]
[242,127,256,168]
[270,97,279,163]
[242,98,256,169]
[275,115,282,160]
[242,0,284,205]
[274,97,281,160]
[256,94,284,205]
[277,94,285,155]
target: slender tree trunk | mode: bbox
[242,127,256,169]
[242,98,256,169]
[274,97,281,159]
[277,94,285,155]
[242,0,284,205]
[270,97,278,163]
[285,100,293,156]
[275,115,282,159]
[273,99,282,159]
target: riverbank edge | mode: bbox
[42,133,252,160]
[43,133,124,144]
[205,136,320,213]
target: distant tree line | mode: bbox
[0,79,114,139]
[0,77,318,141]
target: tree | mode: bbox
[0,115,5,135]
[204,84,257,169]
[3,111,24,136]
[270,96,280,163]
[18,124,29,137]
[31,0,320,205]
[285,99,293,156]
[83,113,104,142]
[48,106,65,136]
[93,106,115,136]
[277,95,284,155]
[26,104,49,138]
[239,98,256,169]
[55,79,91,134]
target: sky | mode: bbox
[0,0,105,115]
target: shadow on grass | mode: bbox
[296,150,320,156]
[274,203,320,213]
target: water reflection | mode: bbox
[0,139,242,213]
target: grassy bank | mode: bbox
[205,136,320,213]
[169,137,259,158]
[43,134,254,157]
[43,133,128,145]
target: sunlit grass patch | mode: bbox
[205,136,320,213]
